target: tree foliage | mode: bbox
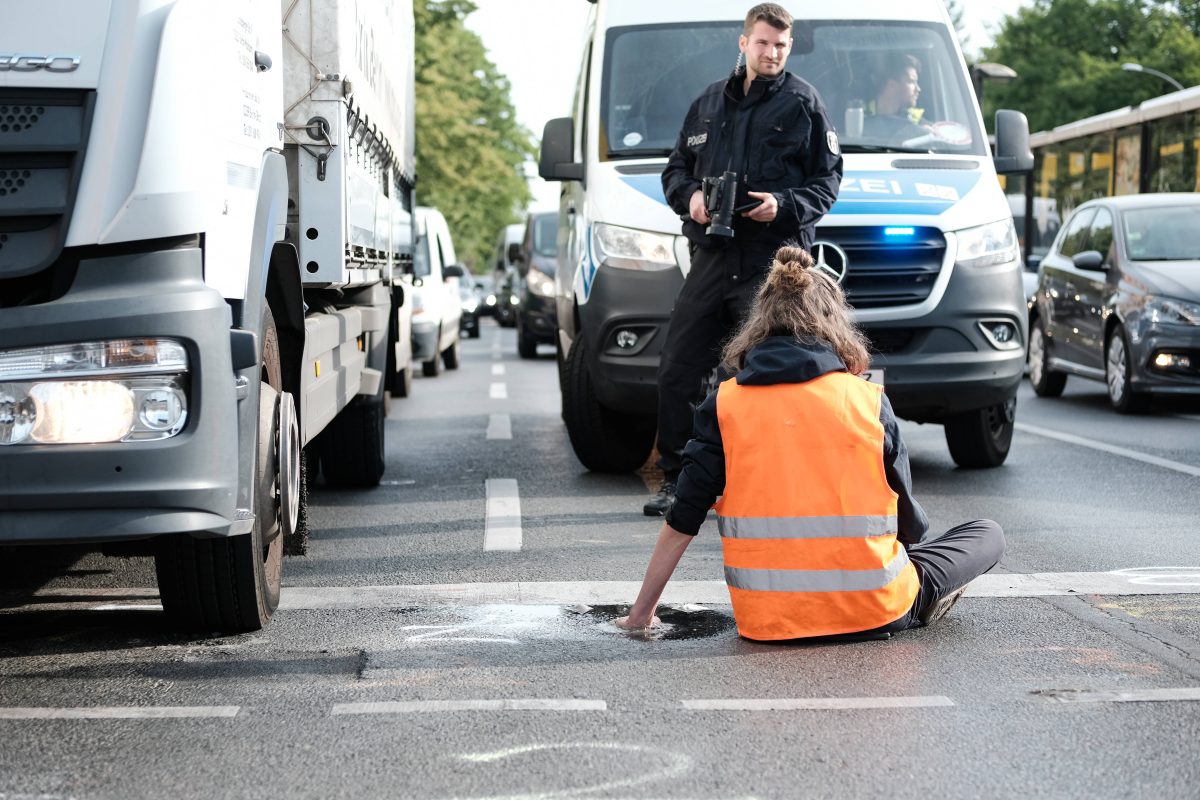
[414,0,534,270]
[982,0,1200,133]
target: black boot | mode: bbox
[642,480,676,517]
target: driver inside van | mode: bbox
[862,52,930,142]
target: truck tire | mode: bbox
[284,449,310,556]
[443,338,461,370]
[318,378,387,488]
[944,397,1016,469]
[154,305,286,632]
[562,335,655,472]
[385,306,412,398]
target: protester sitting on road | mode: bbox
[616,246,1005,640]
[862,52,930,144]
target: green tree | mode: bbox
[982,0,1200,133]
[415,0,534,270]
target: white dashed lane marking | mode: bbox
[491,364,505,376]
[484,478,522,551]
[486,414,512,440]
[489,382,507,399]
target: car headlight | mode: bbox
[0,339,189,446]
[1146,295,1200,326]
[593,223,677,272]
[956,219,1018,268]
[527,268,556,297]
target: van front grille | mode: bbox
[814,226,945,309]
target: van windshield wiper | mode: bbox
[841,144,935,154]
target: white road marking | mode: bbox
[16,569,1200,614]
[0,706,239,719]
[484,478,522,551]
[486,414,512,440]
[1016,422,1200,478]
[489,382,507,399]
[681,696,955,711]
[491,364,505,376]
[1035,688,1200,704]
[332,699,605,715]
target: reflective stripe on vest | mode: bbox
[714,370,919,640]
[725,548,912,592]
[718,514,898,539]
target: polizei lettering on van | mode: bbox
[0,54,81,72]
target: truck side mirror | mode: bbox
[993,110,1034,174]
[443,263,466,279]
[539,117,583,182]
[507,242,524,264]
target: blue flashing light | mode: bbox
[884,227,915,237]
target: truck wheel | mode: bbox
[562,335,655,472]
[154,305,287,631]
[517,320,537,359]
[443,338,461,370]
[944,397,1016,469]
[392,361,413,398]
[284,449,310,557]
[1028,318,1066,397]
[386,308,412,399]
[318,378,387,488]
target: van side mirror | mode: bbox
[507,242,524,264]
[539,117,583,182]
[1072,250,1105,270]
[443,263,466,279]
[993,110,1034,174]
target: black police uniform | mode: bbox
[655,65,843,485]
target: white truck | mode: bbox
[0,0,417,631]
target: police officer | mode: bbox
[647,2,843,515]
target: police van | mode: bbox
[540,0,1034,472]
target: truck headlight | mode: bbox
[593,223,677,272]
[527,267,556,297]
[0,339,189,446]
[956,219,1018,268]
[1146,296,1200,326]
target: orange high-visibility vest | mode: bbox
[714,371,919,640]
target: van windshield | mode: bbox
[601,20,986,159]
[533,215,558,258]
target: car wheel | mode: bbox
[443,338,461,370]
[943,397,1016,469]
[1106,326,1151,414]
[1028,317,1066,397]
[517,319,537,359]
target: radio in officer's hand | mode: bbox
[701,171,762,238]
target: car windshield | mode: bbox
[1123,206,1200,261]
[601,20,986,159]
[533,215,558,258]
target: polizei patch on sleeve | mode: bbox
[827,131,840,155]
[687,132,708,147]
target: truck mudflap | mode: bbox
[578,265,684,415]
[0,245,242,544]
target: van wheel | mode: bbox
[422,328,443,377]
[154,304,286,632]
[562,335,655,472]
[1106,326,1151,414]
[443,339,461,370]
[318,377,387,488]
[1028,318,1066,397]
[944,397,1016,469]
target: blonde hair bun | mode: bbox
[767,245,816,291]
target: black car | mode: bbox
[459,278,482,339]
[1029,193,1200,412]
[511,211,559,358]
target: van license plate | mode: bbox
[861,369,885,386]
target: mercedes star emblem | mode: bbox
[811,241,849,284]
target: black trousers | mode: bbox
[882,518,1007,632]
[656,245,766,480]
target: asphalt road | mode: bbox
[3,318,1200,800]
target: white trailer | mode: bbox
[0,0,417,631]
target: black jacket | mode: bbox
[666,336,929,543]
[661,67,843,260]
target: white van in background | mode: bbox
[411,207,464,377]
[540,0,1033,472]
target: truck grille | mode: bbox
[0,89,95,297]
[816,226,945,309]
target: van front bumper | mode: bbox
[0,247,242,545]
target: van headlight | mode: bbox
[0,339,189,446]
[527,267,556,297]
[593,223,677,272]
[956,219,1018,268]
